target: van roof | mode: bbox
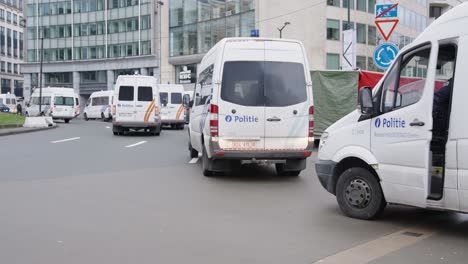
[116,75,157,87]
[31,87,75,95]
[412,2,468,45]
[90,90,113,97]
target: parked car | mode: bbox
[0,102,10,112]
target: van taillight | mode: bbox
[154,106,159,116]
[50,106,54,114]
[309,106,314,138]
[112,105,116,115]
[210,104,219,137]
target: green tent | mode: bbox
[311,71,359,138]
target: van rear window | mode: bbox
[54,97,75,106]
[138,86,153,102]
[119,86,134,101]
[171,93,182,104]
[221,61,307,107]
[6,99,11,104]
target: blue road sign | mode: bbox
[373,42,399,70]
[250,29,259,37]
[375,4,398,18]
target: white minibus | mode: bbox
[158,84,187,129]
[0,93,17,113]
[84,90,113,121]
[188,38,314,177]
[26,87,77,123]
[112,75,162,136]
[316,3,468,219]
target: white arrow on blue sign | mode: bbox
[373,42,399,70]
[375,4,398,19]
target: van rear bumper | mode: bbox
[315,160,337,194]
[113,121,160,128]
[209,141,314,160]
[161,119,186,125]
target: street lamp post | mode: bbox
[39,37,44,114]
[156,1,164,84]
[277,22,291,39]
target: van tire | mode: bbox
[202,146,214,177]
[113,132,118,136]
[275,164,300,177]
[64,119,70,124]
[84,113,89,121]
[336,167,386,220]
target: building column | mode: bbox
[73,71,80,95]
[23,74,32,101]
[140,67,148,76]
[107,70,114,90]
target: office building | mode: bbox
[163,0,429,88]
[22,0,162,102]
[0,0,25,97]
[429,0,468,22]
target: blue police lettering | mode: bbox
[234,115,259,123]
[382,118,406,128]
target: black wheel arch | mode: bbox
[332,157,380,195]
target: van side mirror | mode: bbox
[189,100,194,108]
[359,87,374,116]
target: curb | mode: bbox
[0,124,23,129]
[0,125,58,137]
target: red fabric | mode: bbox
[358,71,384,90]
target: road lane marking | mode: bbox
[125,141,147,148]
[105,126,111,129]
[312,227,434,264]
[189,158,199,164]
[51,137,81,144]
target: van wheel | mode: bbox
[113,132,118,136]
[202,146,214,177]
[275,164,300,177]
[64,119,70,124]
[84,113,89,121]
[336,168,386,220]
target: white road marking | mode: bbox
[189,158,199,164]
[105,126,111,129]
[51,137,81,144]
[313,227,434,264]
[125,141,147,148]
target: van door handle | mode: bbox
[410,121,425,127]
[267,117,281,122]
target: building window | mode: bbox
[356,23,366,44]
[342,21,354,31]
[6,11,11,23]
[357,56,366,70]
[356,0,366,12]
[45,72,73,85]
[368,57,382,72]
[342,0,354,9]
[0,62,5,72]
[80,71,107,84]
[368,0,375,14]
[327,19,340,41]
[430,6,443,18]
[326,53,340,70]
[7,29,11,56]
[327,0,340,7]
[0,27,4,55]
[368,25,376,46]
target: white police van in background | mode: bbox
[188,38,314,177]
[316,3,468,219]
[27,87,77,123]
[158,84,187,129]
[112,75,162,136]
[83,90,113,121]
[0,93,17,113]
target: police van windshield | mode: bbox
[54,96,75,106]
[221,61,307,107]
[171,93,182,104]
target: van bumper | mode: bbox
[315,160,337,194]
[113,121,161,128]
[161,119,186,125]
[209,141,314,160]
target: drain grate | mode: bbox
[401,231,423,237]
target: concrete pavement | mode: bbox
[0,119,467,264]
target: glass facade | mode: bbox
[26,0,154,63]
[169,0,255,57]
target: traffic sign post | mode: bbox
[373,42,399,70]
[375,3,399,41]
[342,29,356,71]
[375,4,399,19]
[375,19,399,41]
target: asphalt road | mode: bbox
[0,119,467,264]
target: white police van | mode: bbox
[158,84,187,129]
[316,3,468,219]
[0,93,17,113]
[112,75,162,136]
[83,90,113,121]
[27,87,77,123]
[188,38,314,177]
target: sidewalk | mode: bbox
[0,125,57,136]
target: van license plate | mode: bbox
[229,141,258,149]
